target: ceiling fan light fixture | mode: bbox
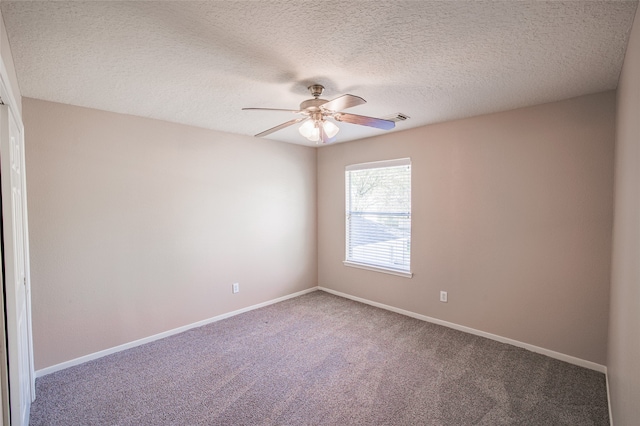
[299,118,339,142]
[323,120,340,138]
[309,127,320,142]
[299,119,320,141]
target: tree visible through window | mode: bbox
[345,158,411,275]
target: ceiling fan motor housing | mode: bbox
[300,98,329,111]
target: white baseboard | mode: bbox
[36,286,319,378]
[318,287,607,373]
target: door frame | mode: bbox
[0,48,35,426]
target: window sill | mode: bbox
[343,261,413,278]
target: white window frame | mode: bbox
[344,158,413,278]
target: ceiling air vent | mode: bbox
[383,113,410,122]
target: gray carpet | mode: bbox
[30,291,609,425]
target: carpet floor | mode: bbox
[30,290,609,425]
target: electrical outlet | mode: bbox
[232,283,239,294]
[440,291,448,303]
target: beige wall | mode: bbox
[23,98,317,370]
[609,4,640,424]
[318,91,615,365]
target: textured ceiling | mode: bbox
[1,1,637,146]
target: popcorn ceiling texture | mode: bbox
[1,1,637,146]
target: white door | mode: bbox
[1,104,33,426]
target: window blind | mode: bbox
[345,158,411,274]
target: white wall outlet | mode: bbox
[232,283,239,294]
[440,291,448,303]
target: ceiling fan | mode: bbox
[242,84,396,144]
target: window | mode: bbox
[344,158,412,277]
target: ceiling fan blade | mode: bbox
[255,117,308,137]
[242,107,301,113]
[334,113,395,130]
[320,94,366,112]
